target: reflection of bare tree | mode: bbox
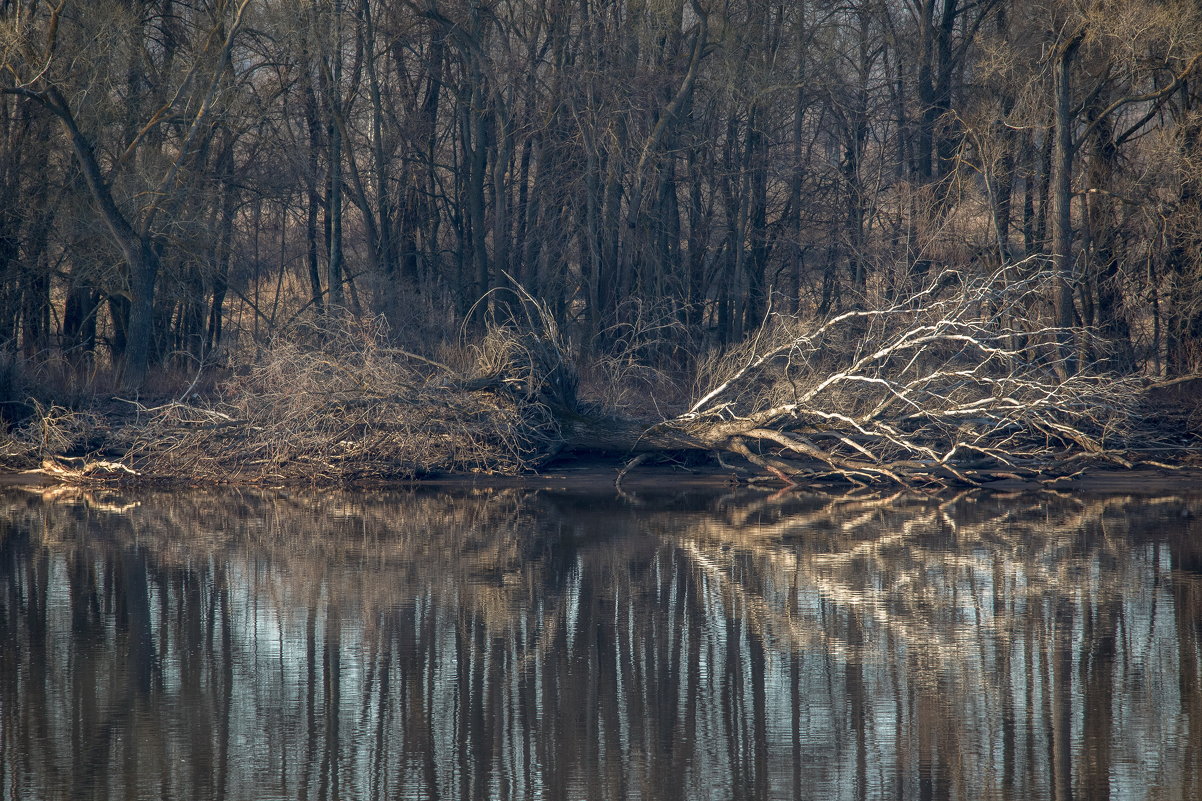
[1,487,1199,800]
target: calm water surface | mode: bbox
[1,486,1200,800]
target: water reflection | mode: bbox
[2,486,1200,800]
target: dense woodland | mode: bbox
[1,0,1201,481]
[3,0,1201,382]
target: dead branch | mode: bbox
[660,267,1149,486]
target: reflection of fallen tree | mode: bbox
[17,484,1197,656]
[5,483,1199,800]
[9,464,1199,705]
[2,485,622,634]
[664,490,1202,672]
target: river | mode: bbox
[1,485,1200,800]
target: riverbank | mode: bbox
[3,317,1199,492]
[7,452,1202,494]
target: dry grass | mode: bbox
[106,314,563,482]
[576,296,695,418]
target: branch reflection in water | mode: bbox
[1,486,1200,800]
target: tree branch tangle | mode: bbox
[630,265,1145,486]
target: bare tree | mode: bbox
[2,0,254,386]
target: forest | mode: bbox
[1,0,1201,484]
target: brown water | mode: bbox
[1,486,1200,801]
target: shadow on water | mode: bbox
[1,485,1201,800]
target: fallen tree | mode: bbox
[635,269,1150,485]
[484,266,1157,487]
[8,267,1184,486]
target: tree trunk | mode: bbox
[302,63,326,317]
[1053,34,1082,376]
[37,87,160,388]
[63,279,100,362]
[327,95,345,309]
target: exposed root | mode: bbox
[614,453,650,490]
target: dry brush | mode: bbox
[7,268,1177,487]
